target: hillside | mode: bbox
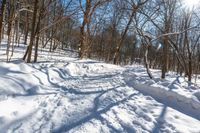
[0,43,200,133]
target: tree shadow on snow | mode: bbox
[28,63,140,133]
[151,106,167,133]
[0,61,140,132]
[52,92,140,133]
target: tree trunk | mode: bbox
[0,0,6,43]
[188,53,192,82]
[6,22,12,62]
[79,16,87,58]
[23,0,38,63]
[6,0,14,62]
[79,0,92,59]
[34,22,40,63]
[34,35,39,62]
[144,45,153,79]
[49,36,53,52]
[161,35,169,79]
[24,12,29,45]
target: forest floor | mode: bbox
[0,41,200,133]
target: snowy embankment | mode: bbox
[122,68,200,132]
[0,44,200,133]
[123,70,200,120]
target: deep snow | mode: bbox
[0,42,200,133]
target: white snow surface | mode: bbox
[0,43,200,133]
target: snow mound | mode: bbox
[194,91,200,102]
[123,69,200,120]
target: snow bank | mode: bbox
[123,69,200,120]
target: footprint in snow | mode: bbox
[150,110,154,114]
[166,123,176,130]
[146,96,153,100]
[156,117,166,124]
[153,103,160,107]
[142,108,148,113]
[137,111,152,122]
[39,101,47,107]
[12,111,18,116]
[0,116,5,124]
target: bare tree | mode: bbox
[23,0,38,63]
[0,0,6,43]
[79,0,110,58]
[113,0,149,64]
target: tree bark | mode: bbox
[23,0,38,63]
[0,0,6,43]
[161,35,169,78]
[79,0,91,59]
[24,12,29,45]
[6,0,14,62]
[144,45,153,79]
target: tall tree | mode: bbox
[113,0,149,64]
[23,0,38,63]
[79,0,110,58]
[6,0,15,62]
[0,0,6,43]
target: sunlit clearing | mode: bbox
[183,0,200,10]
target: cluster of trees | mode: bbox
[0,0,200,82]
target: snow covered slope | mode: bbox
[0,44,200,133]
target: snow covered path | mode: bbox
[0,46,200,133]
[0,59,200,133]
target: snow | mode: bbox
[0,42,200,133]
